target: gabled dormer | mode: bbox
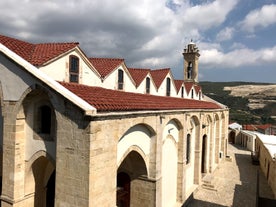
[128,68,158,95]
[174,80,186,98]
[89,58,136,92]
[0,34,102,85]
[150,68,177,97]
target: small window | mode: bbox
[166,77,171,96]
[118,69,124,90]
[146,77,150,94]
[191,89,194,99]
[181,86,184,98]
[40,105,51,134]
[69,56,79,83]
[186,134,191,164]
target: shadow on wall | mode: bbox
[182,195,227,207]
[232,148,275,207]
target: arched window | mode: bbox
[191,89,194,99]
[39,105,51,134]
[118,69,124,90]
[69,55,79,83]
[146,77,150,94]
[181,86,184,98]
[186,134,191,164]
[166,77,171,96]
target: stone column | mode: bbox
[1,102,27,207]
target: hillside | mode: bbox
[201,82,276,124]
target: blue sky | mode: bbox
[1,0,276,83]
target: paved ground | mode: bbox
[187,144,275,207]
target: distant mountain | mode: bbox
[201,82,276,124]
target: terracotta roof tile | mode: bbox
[0,34,34,62]
[184,82,194,93]
[243,124,258,131]
[31,42,79,66]
[89,58,124,79]
[128,68,151,87]
[150,68,170,89]
[194,84,202,94]
[59,82,221,112]
[174,80,184,93]
[0,34,79,66]
[257,124,272,130]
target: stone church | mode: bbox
[0,35,228,207]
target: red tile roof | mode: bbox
[59,82,221,112]
[243,124,257,131]
[150,68,171,89]
[194,84,202,93]
[257,124,272,130]
[174,80,184,93]
[89,58,124,79]
[0,34,34,63]
[128,68,151,87]
[0,34,79,66]
[184,82,194,94]
[31,42,79,66]
[243,124,272,131]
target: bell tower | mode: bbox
[183,40,200,83]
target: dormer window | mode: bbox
[118,69,124,90]
[69,55,79,83]
[181,86,184,98]
[191,89,194,99]
[166,77,171,96]
[146,77,150,94]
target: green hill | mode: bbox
[200,82,276,124]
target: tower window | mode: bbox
[40,105,51,134]
[187,62,193,79]
[191,89,194,99]
[118,69,124,90]
[69,55,79,83]
[166,77,171,96]
[146,77,150,94]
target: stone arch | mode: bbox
[117,150,149,207]
[163,118,185,204]
[214,113,220,164]
[220,112,227,158]
[162,134,178,207]
[25,151,55,207]
[201,134,208,174]
[117,146,148,174]
[117,123,156,176]
[189,115,201,185]
[17,85,58,165]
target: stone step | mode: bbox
[201,174,217,191]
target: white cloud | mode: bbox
[200,45,276,69]
[216,27,235,42]
[182,0,238,30]
[240,4,276,32]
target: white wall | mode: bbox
[102,65,136,92]
[135,75,158,95]
[117,125,151,166]
[39,50,101,86]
